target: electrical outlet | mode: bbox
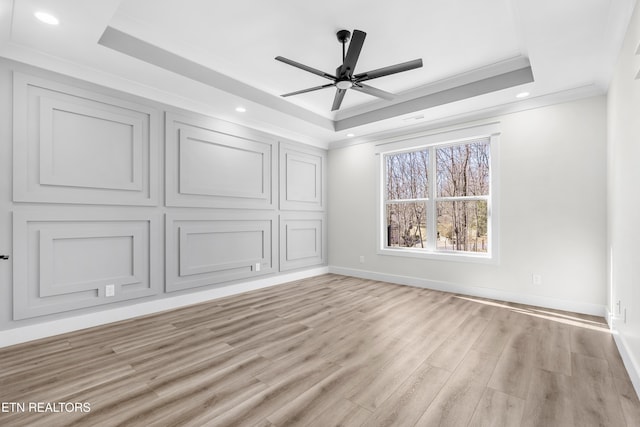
[105,284,115,297]
[359,255,365,264]
[255,263,261,272]
[532,274,542,285]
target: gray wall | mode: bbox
[328,96,607,314]
[607,1,640,388]
[0,58,327,329]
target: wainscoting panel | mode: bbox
[13,212,160,320]
[279,142,326,211]
[280,212,326,271]
[166,212,277,292]
[3,60,327,335]
[166,112,276,209]
[12,73,159,206]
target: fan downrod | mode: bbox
[336,30,351,62]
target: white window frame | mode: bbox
[375,122,500,264]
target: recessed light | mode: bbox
[516,91,530,99]
[34,11,59,26]
[235,107,246,113]
[346,133,355,137]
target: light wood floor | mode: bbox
[1,274,639,426]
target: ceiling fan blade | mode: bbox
[339,29,366,78]
[275,56,337,81]
[352,83,396,100]
[354,58,423,82]
[331,88,347,111]
[281,83,334,97]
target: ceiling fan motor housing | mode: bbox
[336,30,351,44]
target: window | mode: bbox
[379,128,498,262]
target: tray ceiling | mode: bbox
[0,0,636,146]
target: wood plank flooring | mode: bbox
[1,274,639,426]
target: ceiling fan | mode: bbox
[275,29,423,111]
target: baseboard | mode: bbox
[329,266,606,317]
[0,267,329,349]
[606,308,640,400]
[613,332,640,400]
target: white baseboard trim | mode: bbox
[606,308,614,329]
[329,266,606,317]
[613,332,640,400]
[607,308,640,400]
[0,267,329,349]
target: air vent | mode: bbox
[402,115,425,122]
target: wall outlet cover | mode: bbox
[105,284,115,297]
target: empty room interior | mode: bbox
[2,0,640,425]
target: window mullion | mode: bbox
[386,198,430,203]
[426,146,437,251]
[436,196,489,202]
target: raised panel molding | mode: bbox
[166,212,277,292]
[13,212,160,320]
[38,97,144,191]
[6,64,328,329]
[279,142,326,211]
[13,72,159,206]
[39,227,143,297]
[280,212,326,271]
[166,111,276,209]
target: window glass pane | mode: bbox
[436,140,490,197]
[385,202,427,248]
[436,200,488,252]
[385,150,429,200]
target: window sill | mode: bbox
[378,247,498,264]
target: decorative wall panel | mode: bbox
[166,212,276,292]
[280,213,326,271]
[5,63,328,328]
[12,73,159,205]
[279,142,326,211]
[13,212,159,320]
[166,112,276,209]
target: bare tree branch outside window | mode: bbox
[386,149,428,248]
[384,139,490,254]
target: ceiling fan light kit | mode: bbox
[276,29,423,111]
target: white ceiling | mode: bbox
[0,0,636,147]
